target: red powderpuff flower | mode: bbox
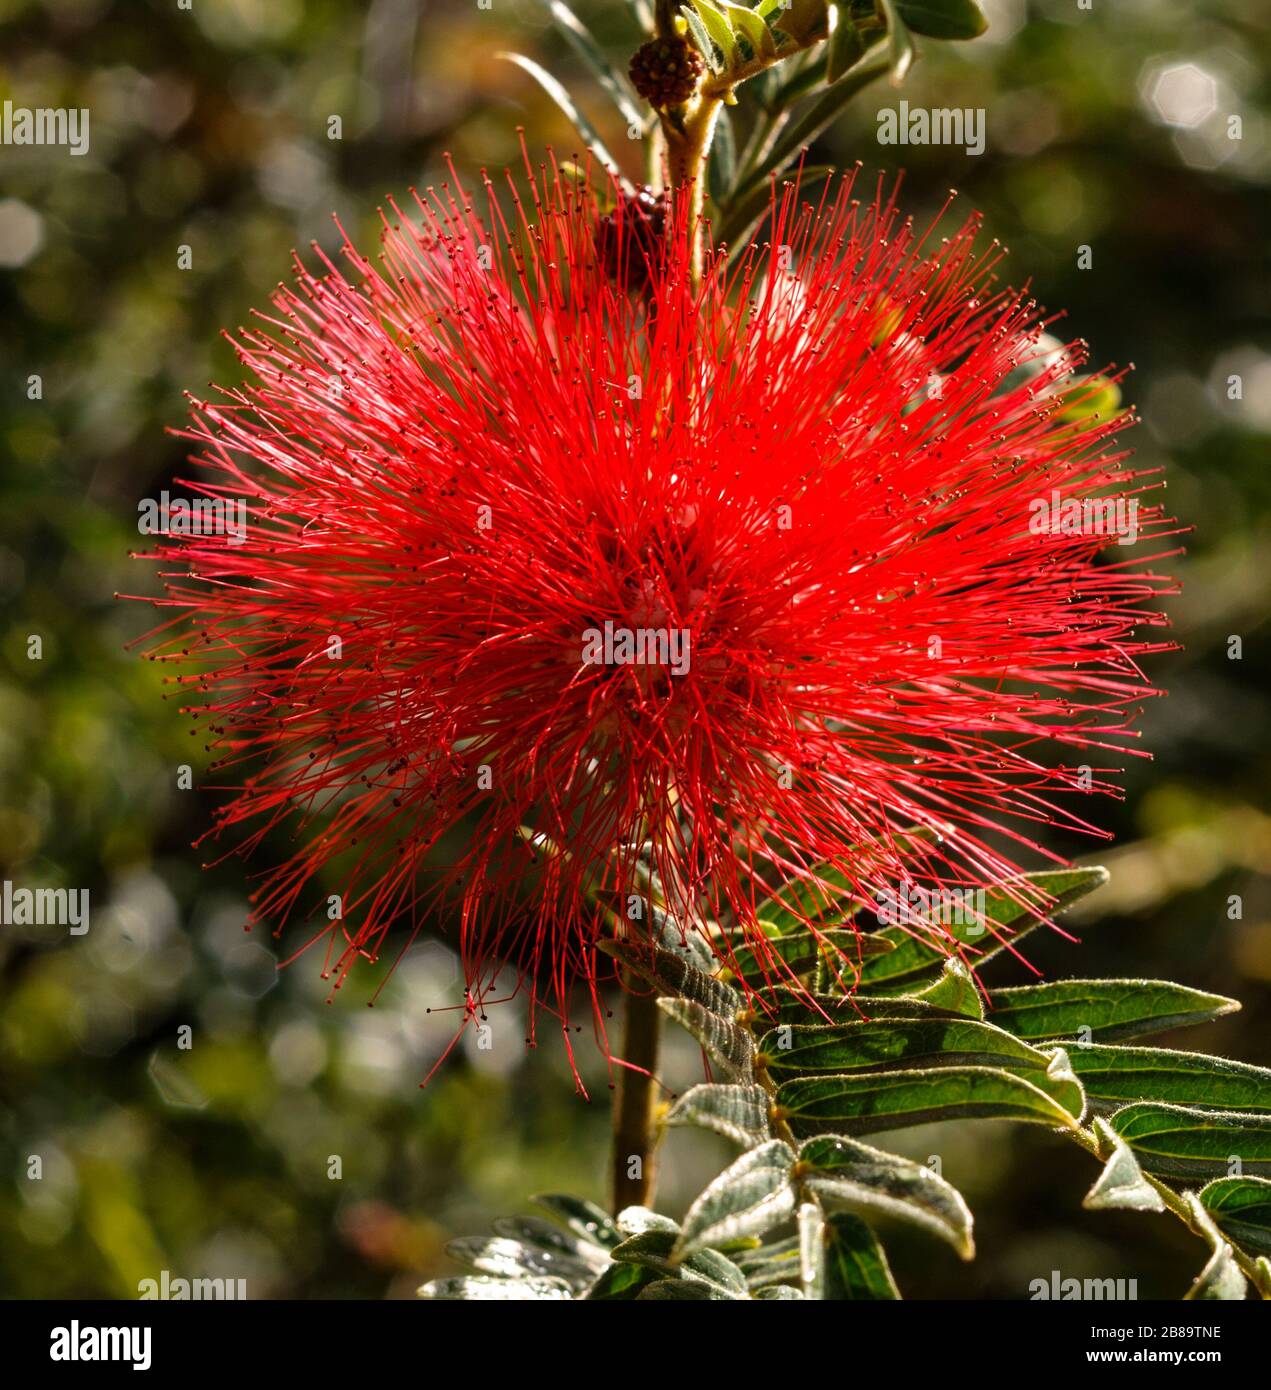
[129,160,1179,1067]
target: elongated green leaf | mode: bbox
[491,1215,611,1267]
[675,1140,798,1257]
[616,1205,678,1237]
[709,105,736,201]
[636,1277,722,1299]
[896,0,986,40]
[1083,1116,1165,1213]
[680,6,723,74]
[419,1274,574,1301]
[822,1212,900,1299]
[798,1135,974,1257]
[752,863,865,935]
[1062,1044,1271,1114]
[499,52,622,173]
[583,1260,657,1299]
[1199,1177,1271,1256]
[624,0,654,30]
[860,867,1109,989]
[658,997,755,1079]
[877,0,915,85]
[689,0,740,66]
[773,989,953,1026]
[760,1016,1053,1079]
[666,1082,771,1147]
[798,1201,824,1298]
[599,936,740,1018]
[991,980,1240,1043]
[610,1228,749,1296]
[1183,1193,1248,1301]
[531,1192,621,1248]
[445,1235,597,1290]
[721,2,778,60]
[721,925,892,987]
[826,2,864,82]
[735,1234,801,1291]
[548,1,645,130]
[778,1063,1083,1137]
[908,958,984,1018]
[594,893,717,972]
[1110,1103,1271,1180]
[756,1283,805,1298]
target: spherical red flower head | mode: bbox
[132,160,1178,1063]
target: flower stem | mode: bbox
[610,986,662,1213]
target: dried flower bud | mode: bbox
[628,36,704,110]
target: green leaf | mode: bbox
[721,924,892,987]
[1061,1044,1271,1114]
[615,1205,678,1237]
[759,1015,1054,1080]
[1083,1116,1166,1213]
[756,1283,805,1298]
[658,997,755,1079]
[826,2,865,82]
[752,862,865,935]
[1199,1177,1271,1256]
[689,0,740,67]
[822,1212,901,1299]
[908,958,984,1019]
[497,53,622,174]
[636,1277,722,1299]
[598,936,741,1018]
[680,6,724,74]
[583,1261,657,1300]
[610,1228,749,1296]
[665,1082,772,1147]
[735,1234,802,1290]
[990,980,1240,1043]
[773,989,953,1026]
[859,867,1109,989]
[675,1140,799,1257]
[709,105,737,201]
[547,1,646,130]
[1183,1194,1248,1301]
[1110,1103,1271,1180]
[418,1274,574,1301]
[877,0,916,85]
[778,1063,1083,1137]
[720,1,778,60]
[531,1192,622,1248]
[895,0,987,41]
[798,1135,974,1257]
[798,1201,824,1298]
[445,1235,597,1290]
[624,0,655,31]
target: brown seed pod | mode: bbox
[628,36,705,110]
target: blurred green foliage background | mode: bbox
[1,0,1268,1300]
